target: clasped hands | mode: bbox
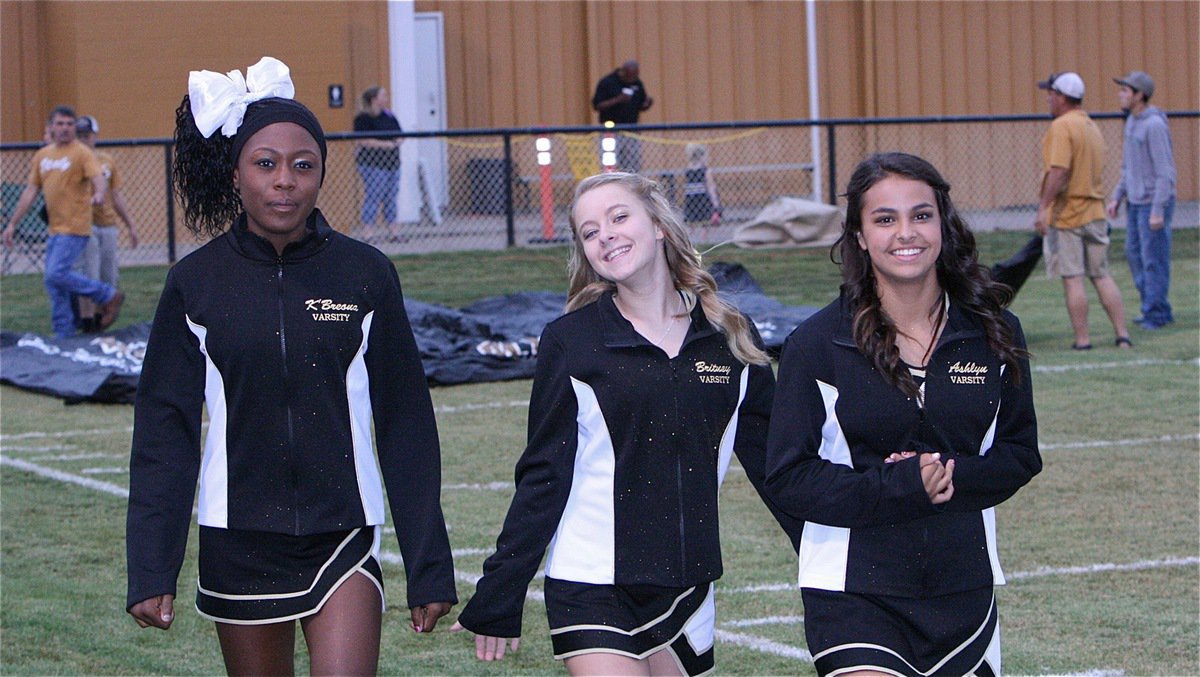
[884,451,955,504]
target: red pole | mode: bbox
[536,136,555,240]
[539,163,554,239]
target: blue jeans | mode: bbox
[1124,199,1174,326]
[357,164,399,226]
[44,234,116,338]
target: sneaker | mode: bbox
[97,290,126,331]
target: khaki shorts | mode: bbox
[1044,219,1110,278]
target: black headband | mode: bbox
[230,97,327,183]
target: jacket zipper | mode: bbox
[276,258,300,534]
[670,359,686,574]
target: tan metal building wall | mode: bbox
[1,0,391,141]
[3,0,1196,198]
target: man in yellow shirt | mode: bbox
[3,106,125,338]
[1034,73,1131,350]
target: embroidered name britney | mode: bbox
[949,360,988,384]
[306,299,358,322]
[695,361,732,384]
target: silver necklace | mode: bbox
[616,292,685,347]
[655,311,679,346]
[653,293,686,347]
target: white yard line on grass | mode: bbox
[1006,556,1200,581]
[31,452,121,462]
[0,426,133,441]
[1032,357,1197,373]
[443,482,513,491]
[713,629,813,661]
[1,454,128,498]
[434,400,528,414]
[722,615,804,628]
[1,444,73,453]
[1040,433,1198,451]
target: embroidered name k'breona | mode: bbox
[306,298,359,322]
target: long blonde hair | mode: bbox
[565,172,768,366]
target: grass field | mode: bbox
[1,229,1197,675]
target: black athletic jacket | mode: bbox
[765,295,1040,598]
[456,292,803,638]
[126,210,456,611]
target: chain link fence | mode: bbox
[3,112,1196,275]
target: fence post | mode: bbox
[164,142,177,263]
[825,124,837,205]
[503,134,515,248]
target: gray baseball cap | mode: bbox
[1114,71,1154,98]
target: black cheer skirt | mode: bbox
[196,525,383,625]
[545,578,716,676]
[802,586,1000,676]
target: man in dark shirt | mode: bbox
[592,60,654,172]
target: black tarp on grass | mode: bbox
[0,323,148,404]
[0,262,819,403]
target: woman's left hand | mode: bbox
[410,602,453,632]
[919,453,955,504]
[450,623,522,661]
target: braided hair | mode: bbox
[172,95,241,239]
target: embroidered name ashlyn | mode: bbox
[948,360,987,384]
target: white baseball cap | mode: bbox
[1038,72,1084,100]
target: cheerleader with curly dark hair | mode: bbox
[126,57,456,675]
[766,152,1041,676]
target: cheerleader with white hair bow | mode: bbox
[125,57,456,675]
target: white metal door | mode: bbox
[413,12,448,215]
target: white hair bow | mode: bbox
[188,56,295,138]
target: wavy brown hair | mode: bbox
[566,172,768,366]
[834,152,1028,397]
